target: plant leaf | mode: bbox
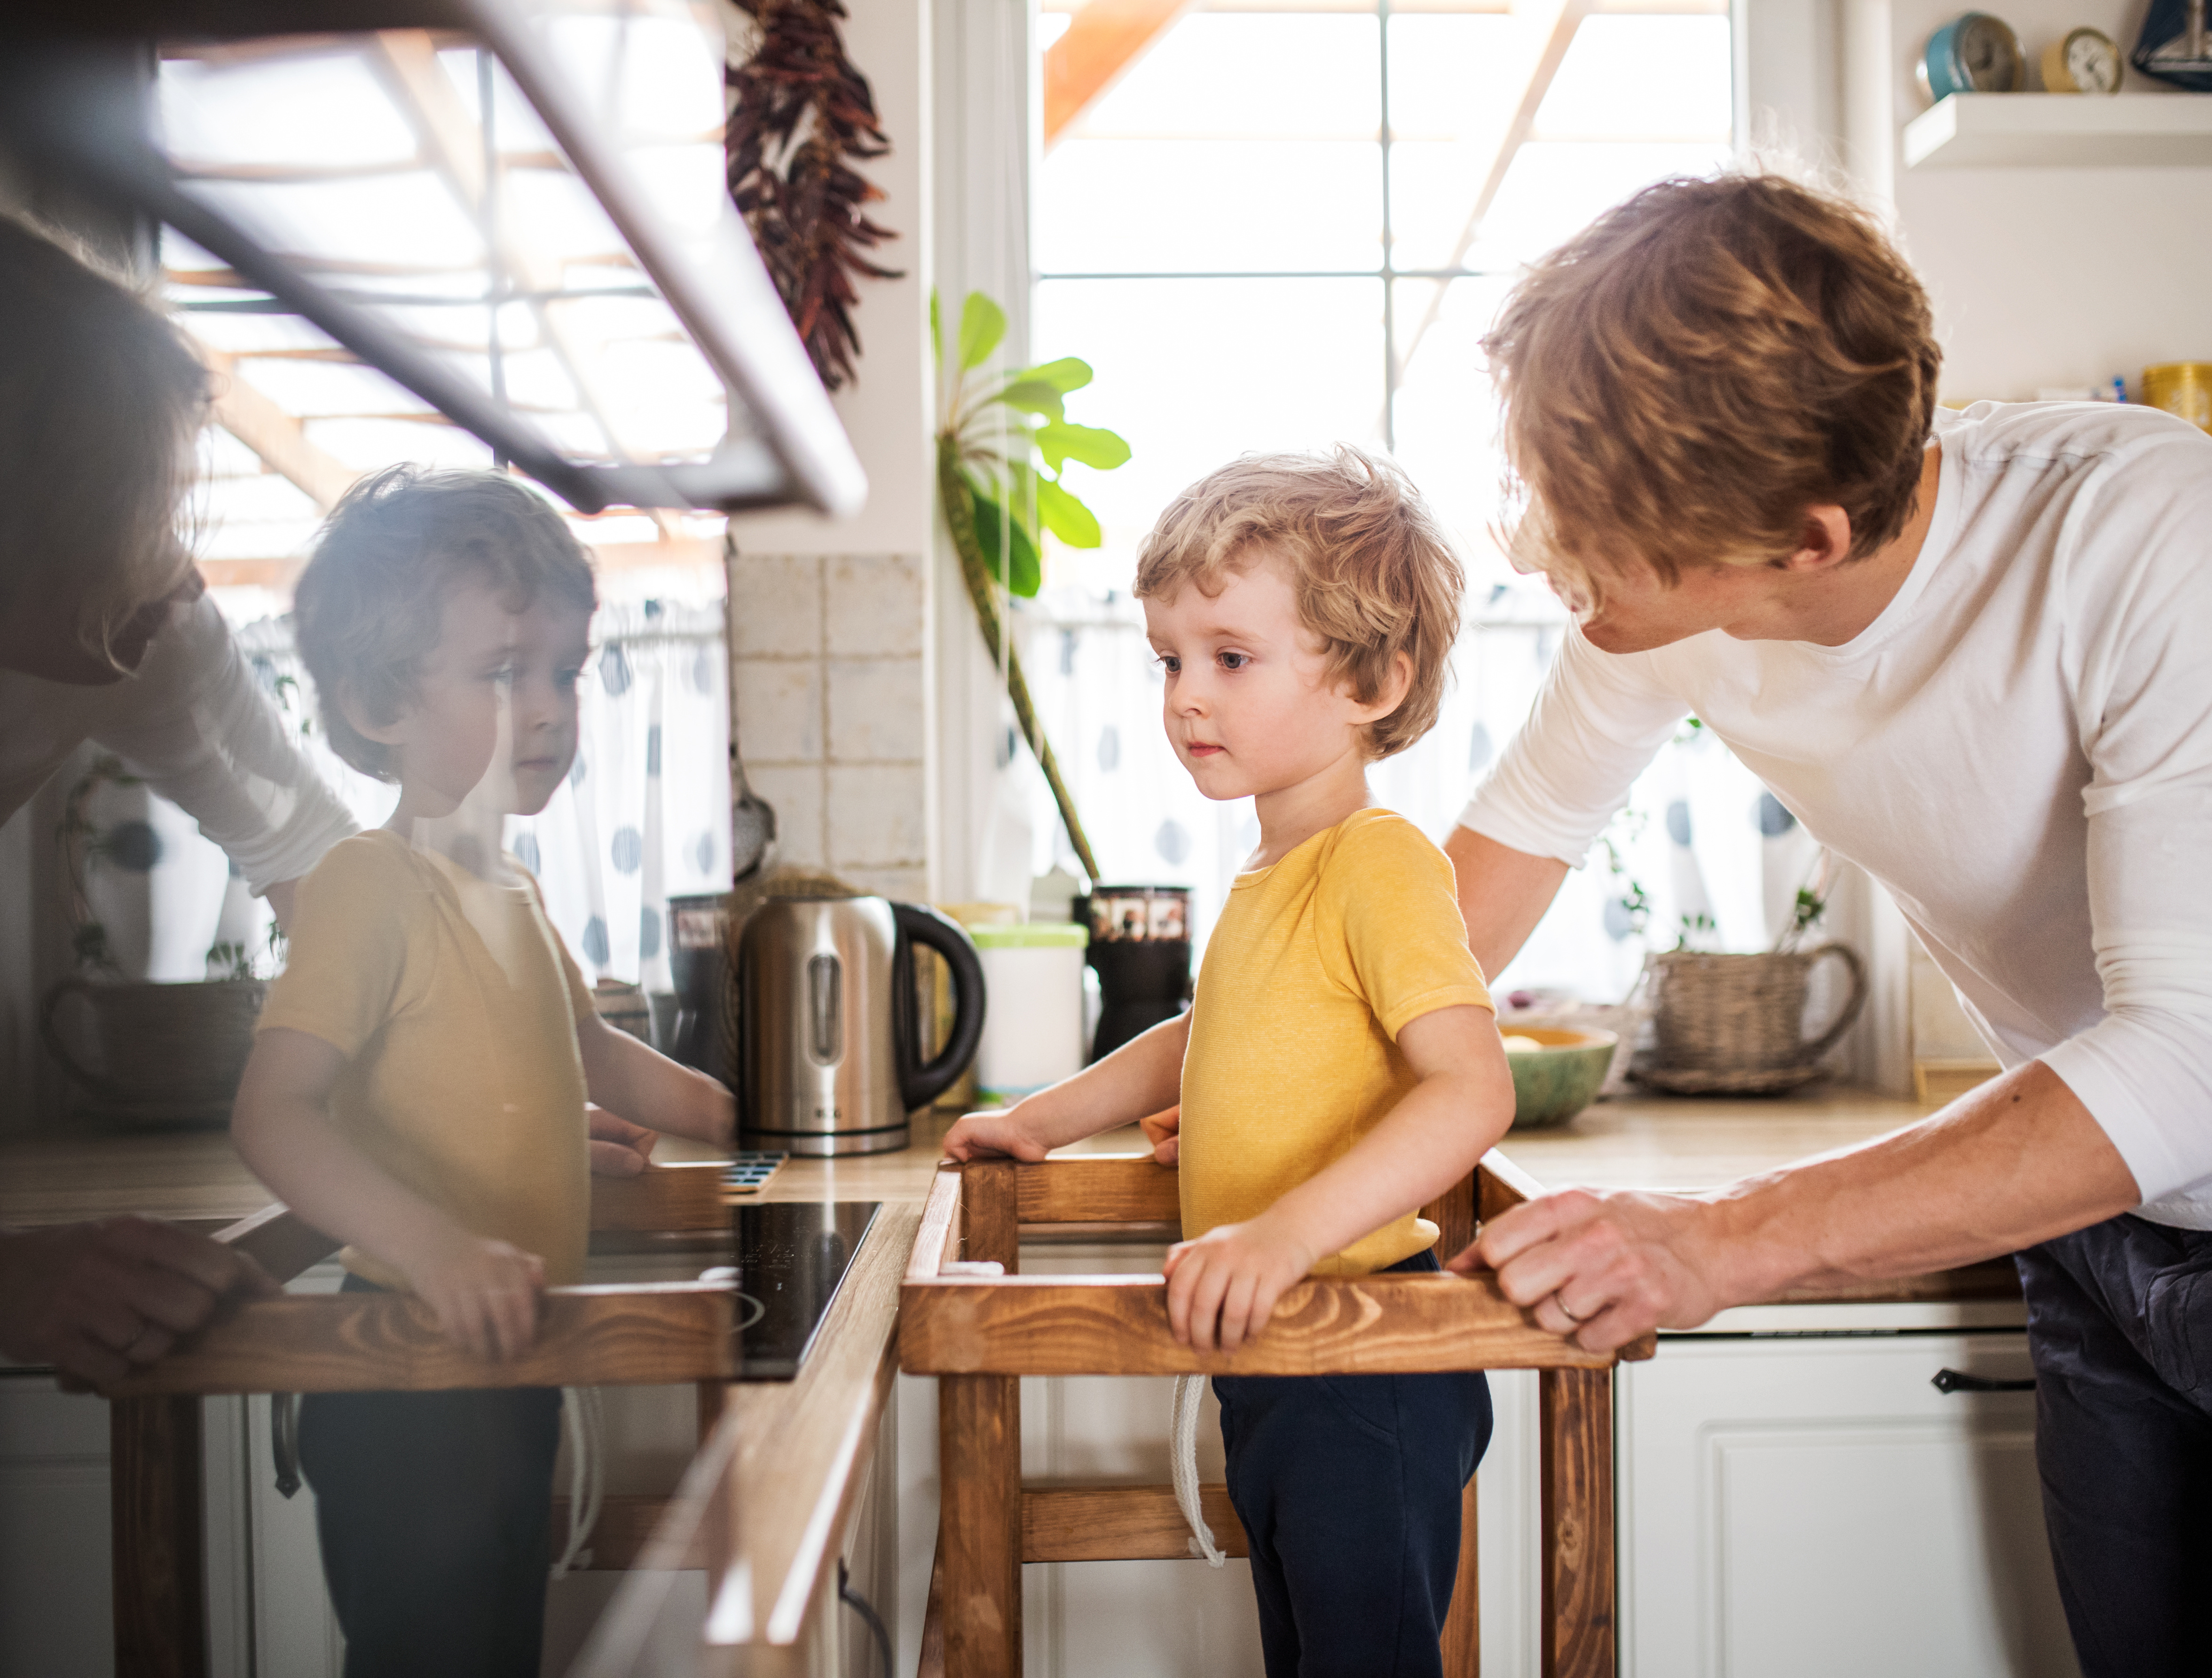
[966,476,1042,598]
[1034,477,1102,547]
[994,380,1064,422]
[1035,421,1132,473]
[1010,356,1094,394]
[958,292,1007,372]
[929,288,942,370]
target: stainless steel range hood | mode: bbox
[0,1,867,519]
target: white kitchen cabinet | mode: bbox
[0,1373,115,1677]
[1617,1325,2078,1678]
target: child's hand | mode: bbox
[403,1233,545,1361]
[1162,1216,1316,1353]
[1139,1104,1181,1166]
[943,1109,1051,1163]
[586,1104,659,1177]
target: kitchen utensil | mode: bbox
[41,975,266,1127]
[1919,12,2026,99]
[968,922,1090,1103]
[2143,362,2212,431]
[2135,0,2212,88]
[739,896,985,1155]
[2042,26,2122,91]
[729,740,776,885]
[667,891,733,1081]
[1639,943,1868,1095]
[1081,884,1191,1061]
[1504,1027,1619,1130]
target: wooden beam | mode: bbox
[963,1160,1021,1271]
[1442,1473,1481,1678]
[1044,0,1192,147]
[198,344,362,512]
[111,1396,208,1678]
[908,1167,965,1283]
[1022,1482,1247,1562]
[1014,1154,1181,1227]
[918,1542,947,1678]
[107,1281,734,1396]
[900,1271,1652,1377]
[938,1373,1022,1678]
[1539,1367,1616,1678]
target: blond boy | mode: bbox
[232,467,732,1678]
[949,449,1516,1677]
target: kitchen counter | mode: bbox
[3,1087,2011,1666]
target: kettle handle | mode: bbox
[891,903,987,1112]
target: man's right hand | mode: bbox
[943,1110,1052,1163]
[0,1217,278,1389]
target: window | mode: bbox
[1020,0,1768,998]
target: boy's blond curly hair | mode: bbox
[1134,447,1463,760]
[1484,172,1940,600]
[295,466,597,781]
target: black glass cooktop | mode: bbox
[732,1200,881,1380]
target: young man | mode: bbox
[1445,173,2212,1677]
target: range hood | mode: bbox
[0,0,867,519]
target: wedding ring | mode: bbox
[1552,1293,1587,1324]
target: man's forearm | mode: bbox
[1443,826,1570,979]
[1698,1060,2140,1303]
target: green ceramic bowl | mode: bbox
[1503,1026,1618,1130]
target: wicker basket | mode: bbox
[1641,943,1867,1095]
[42,975,268,1127]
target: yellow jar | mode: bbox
[2142,363,2212,432]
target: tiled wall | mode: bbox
[726,550,931,904]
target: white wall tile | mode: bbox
[725,554,822,659]
[827,657,928,764]
[826,554,927,657]
[733,658,825,765]
[839,866,932,904]
[827,764,929,867]
[745,764,827,868]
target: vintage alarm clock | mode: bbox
[2043,26,2123,91]
[1919,11,2026,99]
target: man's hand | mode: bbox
[587,1104,660,1177]
[1139,1105,1181,1166]
[0,1218,279,1389]
[943,1109,1052,1163]
[1162,1217,1315,1353]
[1450,1187,1733,1351]
[401,1232,545,1361]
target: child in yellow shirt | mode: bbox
[232,467,733,1678]
[947,449,1516,1677]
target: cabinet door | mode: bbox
[0,1376,113,1677]
[1620,1333,2077,1678]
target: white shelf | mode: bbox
[1903,92,2212,168]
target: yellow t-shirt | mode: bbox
[255,829,595,1288]
[1178,808,1494,1275]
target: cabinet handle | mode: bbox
[271,1393,302,1497]
[1930,1367,2035,1394]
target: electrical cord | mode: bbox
[838,1559,894,1678]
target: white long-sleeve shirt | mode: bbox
[0,594,357,893]
[1461,402,2212,1229]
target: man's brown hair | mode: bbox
[1483,173,1941,596]
[1134,447,1464,760]
[295,466,597,781]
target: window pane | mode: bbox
[1470,140,1735,269]
[1039,13,1382,274]
[1031,276,1387,587]
[1389,274,1517,582]
[1532,16,1734,142]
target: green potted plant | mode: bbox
[933,290,1130,883]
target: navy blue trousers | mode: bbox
[1213,1252,1494,1678]
[2016,1213,2212,1678]
[297,1277,561,1678]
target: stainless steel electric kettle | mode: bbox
[737,896,986,1155]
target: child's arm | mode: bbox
[945,1010,1191,1162]
[1161,1003,1512,1352]
[575,1013,736,1151]
[232,1029,546,1359]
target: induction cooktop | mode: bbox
[731,1200,881,1380]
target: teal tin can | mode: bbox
[1919,11,2025,99]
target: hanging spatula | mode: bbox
[724,532,776,883]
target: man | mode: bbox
[1441,173,2212,1677]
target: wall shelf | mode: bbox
[1904,92,2212,168]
